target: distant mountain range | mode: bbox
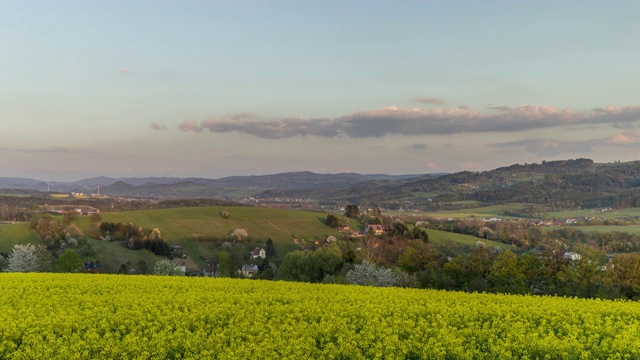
[4,159,640,210]
[0,172,425,199]
[262,158,640,210]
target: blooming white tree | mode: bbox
[231,229,248,240]
[148,228,162,241]
[6,243,53,272]
[346,261,399,287]
[153,259,179,276]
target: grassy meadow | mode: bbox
[546,207,640,220]
[72,206,345,266]
[0,223,40,253]
[566,225,640,235]
[426,228,511,255]
[417,203,532,219]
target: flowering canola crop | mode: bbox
[1,273,640,359]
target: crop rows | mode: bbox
[1,274,640,359]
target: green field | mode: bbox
[0,193,31,198]
[546,207,640,220]
[420,204,531,219]
[564,225,640,235]
[0,223,40,253]
[426,228,511,254]
[2,273,640,359]
[74,206,343,264]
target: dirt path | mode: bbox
[67,223,84,237]
[267,221,286,233]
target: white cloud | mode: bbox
[178,119,203,132]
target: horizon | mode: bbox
[3,1,640,181]
[0,157,629,183]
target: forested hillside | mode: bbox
[265,159,640,210]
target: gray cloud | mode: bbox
[409,143,427,150]
[201,116,340,139]
[414,97,446,105]
[491,139,596,156]
[488,106,512,112]
[150,122,168,131]
[178,119,203,132]
[14,147,95,154]
[179,105,640,139]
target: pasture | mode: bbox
[0,223,40,253]
[426,228,511,254]
[419,203,532,219]
[74,206,343,261]
[546,207,640,220]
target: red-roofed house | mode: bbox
[252,247,266,259]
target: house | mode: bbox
[203,263,216,277]
[251,247,266,259]
[564,252,582,261]
[239,264,259,278]
[365,224,385,236]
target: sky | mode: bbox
[2,1,640,181]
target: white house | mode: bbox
[564,252,582,261]
[251,247,266,259]
[239,264,259,278]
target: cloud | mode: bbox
[14,147,96,154]
[459,162,478,170]
[605,130,640,145]
[117,68,130,76]
[488,105,512,112]
[178,104,640,139]
[201,116,340,139]
[414,97,446,105]
[150,122,168,131]
[178,119,203,132]
[491,139,596,156]
[409,143,427,150]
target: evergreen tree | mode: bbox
[265,238,277,258]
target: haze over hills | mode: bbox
[4,158,640,211]
[0,172,425,199]
[260,159,640,210]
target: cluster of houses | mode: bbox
[40,204,100,215]
[239,247,267,277]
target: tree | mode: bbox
[278,246,344,283]
[557,246,606,298]
[346,261,399,287]
[344,205,360,219]
[397,241,435,273]
[604,253,640,299]
[218,251,235,277]
[6,243,53,272]
[54,248,84,273]
[487,250,527,294]
[153,259,179,276]
[265,238,277,258]
[325,214,340,228]
[231,229,248,240]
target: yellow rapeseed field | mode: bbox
[1,273,640,359]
